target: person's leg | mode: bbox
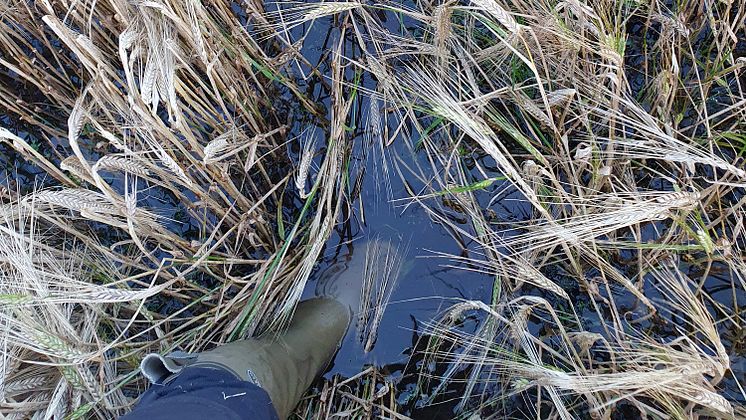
[193,241,388,418]
[193,298,350,419]
[132,240,388,419]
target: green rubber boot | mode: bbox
[194,298,350,419]
[154,241,390,418]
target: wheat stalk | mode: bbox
[203,127,257,164]
[2,376,47,395]
[470,0,521,34]
[60,156,95,183]
[433,3,453,67]
[357,239,404,352]
[31,190,119,215]
[295,129,316,199]
[93,156,150,176]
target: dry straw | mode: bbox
[1,0,744,418]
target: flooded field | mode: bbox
[1,0,745,418]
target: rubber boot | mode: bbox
[193,298,350,419]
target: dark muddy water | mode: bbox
[278,8,505,415]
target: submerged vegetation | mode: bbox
[1,0,744,418]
